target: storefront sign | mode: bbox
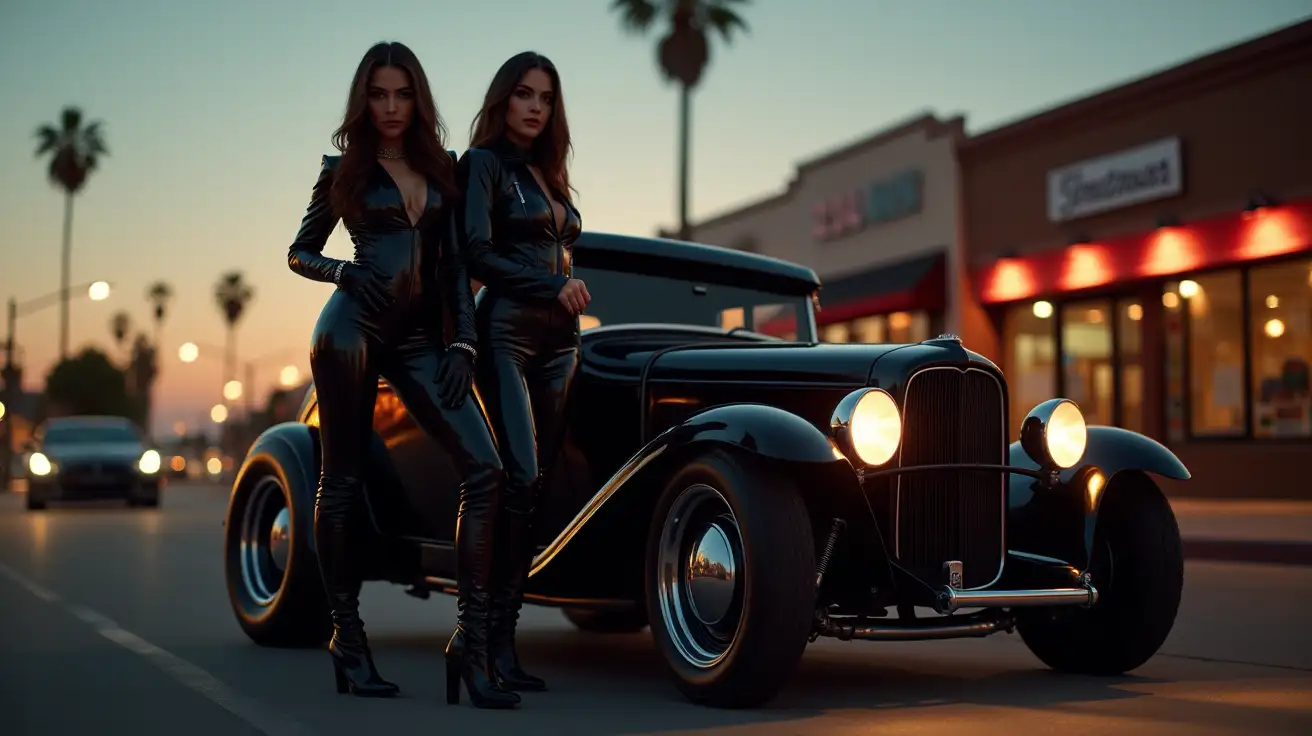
[1046,137,1183,223]
[812,169,923,241]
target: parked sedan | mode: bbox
[25,415,163,510]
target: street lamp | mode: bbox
[211,404,228,423]
[178,342,200,363]
[4,281,114,490]
[223,380,243,401]
[279,365,301,387]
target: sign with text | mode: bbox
[812,169,923,241]
[1047,137,1183,223]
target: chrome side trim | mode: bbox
[528,444,670,577]
[934,585,1099,615]
[894,365,1007,592]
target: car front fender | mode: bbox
[1007,426,1190,570]
[233,422,321,554]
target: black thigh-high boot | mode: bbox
[316,474,399,697]
[489,497,546,691]
[445,470,520,709]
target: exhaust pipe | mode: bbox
[815,610,1015,642]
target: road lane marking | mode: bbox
[0,562,315,736]
[0,562,61,602]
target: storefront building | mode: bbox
[686,113,968,344]
[959,19,1312,498]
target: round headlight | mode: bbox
[831,388,902,466]
[29,452,53,476]
[1045,400,1087,469]
[139,449,162,474]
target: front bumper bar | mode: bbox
[934,582,1098,615]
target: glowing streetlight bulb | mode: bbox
[1032,300,1054,319]
[1265,318,1286,338]
[279,365,301,387]
[1178,280,1200,298]
[0,401,6,422]
[88,281,111,301]
[211,404,229,423]
[179,342,200,363]
[223,380,243,401]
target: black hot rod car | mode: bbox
[224,232,1190,708]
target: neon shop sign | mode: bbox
[811,169,923,241]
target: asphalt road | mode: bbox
[1,484,1310,735]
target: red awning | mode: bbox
[974,197,1312,304]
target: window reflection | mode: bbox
[1184,272,1245,436]
[1248,259,1312,438]
[1062,301,1113,427]
[1007,303,1056,437]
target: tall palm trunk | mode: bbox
[678,82,692,241]
[60,192,74,360]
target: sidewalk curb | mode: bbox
[1184,539,1312,566]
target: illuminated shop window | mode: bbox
[1119,301,1144,433]
[1061,300,1113,427]
[1248,259,1312,438]
[1006,301,1056,438]
[1181,272,1245,437]
[818,311,932,344]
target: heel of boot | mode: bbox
[334,659,349,694]
[445,657,460,705]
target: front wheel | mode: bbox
[644,449,816,708]
[223,463,329,647]
[1017,472,1184,674]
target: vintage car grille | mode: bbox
[895,366,1006,590]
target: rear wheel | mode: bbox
[644,449,816,708]
[1017,472,1183,674]
[562,607,648,634]
[224,464,329,647]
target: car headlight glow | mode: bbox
[29,452,54,476]
[138,449,162,474]
[830,388,902,466]
[1045,401,1088,469]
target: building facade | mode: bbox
[959,19,1312,498]
[686,113,969,344]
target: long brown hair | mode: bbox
[469,51,575,203]
[329,41,456,219]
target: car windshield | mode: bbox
[571,266,814,341]
[42,425,139,444]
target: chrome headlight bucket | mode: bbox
[830,388,902,466]
[1019,398,1088,470]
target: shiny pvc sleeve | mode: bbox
[457,148,569,300]
[287,155,346,283]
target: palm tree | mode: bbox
[129,333,158,433]
[214,271,254,382]
[146,281,173,346]
[611,0,750,240]
[110,311,131,359]
[34,106,109,359]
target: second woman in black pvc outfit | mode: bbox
[287,41,519,709]
[456,51,587,695]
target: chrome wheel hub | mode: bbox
[657,483,745,668]
[239,477,289,607]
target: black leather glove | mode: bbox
[434,346,475,409]
[338,262,394,312]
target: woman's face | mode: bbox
[368,65,414,142]
[505,67,554,144]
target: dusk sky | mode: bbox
[3,0,1310,438]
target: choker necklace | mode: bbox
[378,147,405,159]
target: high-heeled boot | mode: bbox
[315,475,399,697]
[446,474,520,709]
[488,505,547,691]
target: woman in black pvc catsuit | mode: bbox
[456,51,587,695]
[287,42,518,709]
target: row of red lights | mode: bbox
[977,198,1312,305]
